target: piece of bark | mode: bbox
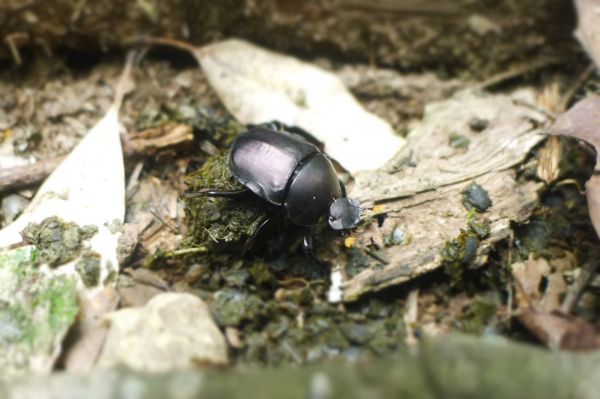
[0,123,194,194]
[341,89,547,301]
[0,156,65,192]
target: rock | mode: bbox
[0,246,79,378]
[1,194,29,224]
[97,293,227,372]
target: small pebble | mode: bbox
[469,117,489,132]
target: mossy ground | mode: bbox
[0,246,78,376]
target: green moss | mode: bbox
[442,217,493,287]
[75,251,101,287]
[467,219,491,240]
[0,246,78,376]
[211,289,265,327]
[456,293,499,334]
[184,155,269,249]
[35,276,79,334]
[449,133,471,150]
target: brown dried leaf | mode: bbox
[512,257,567,313]
[548,96,600,238]
[547,96,600,166]
[512,257,551,308]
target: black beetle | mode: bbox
[189,123,360,265]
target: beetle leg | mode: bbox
[302,227,330,270]
[242,216,271,257]
[338,179,347,198]
[184,188,250,198]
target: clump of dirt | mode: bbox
[184,154,269,249]
[21,216,98,267]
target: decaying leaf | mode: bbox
[548,96,600,166]
[341,89,546,300]
[147,37,405,173]
[511,255,598,351]
[548,96,600,238]
[0,53,134,375]
[512,256,566,313]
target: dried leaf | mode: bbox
[512,255,595,351]
[548,96,600,238]
[149,38,405,172]
[511,256,566,313]
[548,96,600,166]
[512,257,551,308]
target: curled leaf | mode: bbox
[548,95,600,238]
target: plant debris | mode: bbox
[22,216,97,267]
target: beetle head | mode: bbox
[328,198,360,230]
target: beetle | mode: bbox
[189,123,361,266]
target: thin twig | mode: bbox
[557,63,595,112]
[133,36,198,55]
[0,155,65,192]
[561,259,600,314]
[474,58,561,91]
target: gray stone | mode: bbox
[97,293,227,372]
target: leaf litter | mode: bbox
[0,29,599,378]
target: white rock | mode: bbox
[98,293,228,372]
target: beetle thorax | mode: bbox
[284,153,341,226]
